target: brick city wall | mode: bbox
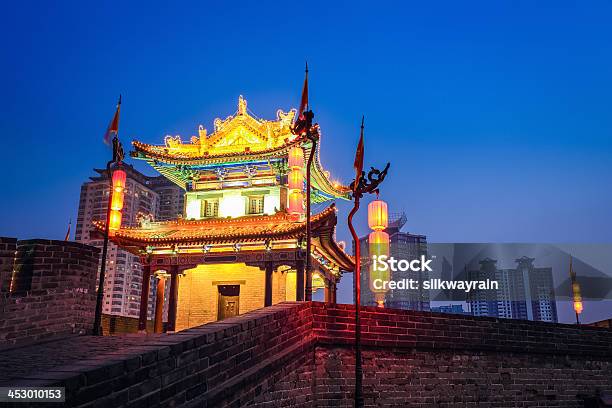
[305,302,612,407]
[1,302,611,407]
[0,238,99,349]
[0,237,17,294]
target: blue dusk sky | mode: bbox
[1,1,611,311]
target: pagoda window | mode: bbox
[247,196,265,215]
[201,199,219,218]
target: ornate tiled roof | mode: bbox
[130,96,351,200]
[93,204,354,271]
[94,206,334,246]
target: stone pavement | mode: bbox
[0,333,164,385]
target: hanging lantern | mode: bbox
[287,147,304,217]
[573,282,583,314]
[112,169,127,192]
[109,169,127,232]
[368,199,388,231]
[369,230,390,257]
[109,210,123,231]
[288,191,303,215]
[369,230,390,297]
[288,169,303,190]
[368,199,390,307]
[288,146,304,169]
[110,190,124,211]
[574,300,583,314]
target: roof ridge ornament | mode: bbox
[238,95,247,115]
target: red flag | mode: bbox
[353,116,365,182]
[64,219,71,241]
[297,62,308,119]
[103,95,121,145]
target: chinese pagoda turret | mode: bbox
[95,96,353,333]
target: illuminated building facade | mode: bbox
[96,96,354,332]
[76,165,183,319]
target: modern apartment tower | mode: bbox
[468,256,558,322]
[75,165,184,318]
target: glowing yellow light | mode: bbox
[368,199,388,231]
[288,146,304,169]
[108,169,127,230]
[574,300,583,314]
[288,191,303,215]
[369,231,390,258]
[109,210,122,231]
[219,195,246,218]
[112,169,126,191]
[185,198,201,220]
[111,190,124,211]
[369,231,390,294]
[288,169,303,190]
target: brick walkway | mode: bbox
[0,333,165,384]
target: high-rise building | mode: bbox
[358,212,430,311]
[75,165,183,318]
[468,256,558,322]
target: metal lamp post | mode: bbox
[348,120,390,407]
[304,113,317,301]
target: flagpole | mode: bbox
[348,117,390,408]
[93,96,122,336]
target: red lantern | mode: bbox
[288,191,303,215]
[573,282,583,314]
[109,169,127,231]
[109,210,122,231]
[288,146,304,169]
[574,301,583,314]
[368,199,388,231]
[111,190,124,211]
[112,169,127,192]
[288,169,303,190]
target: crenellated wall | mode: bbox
[0,302,610,407]
[0,238,99,349]
[0,237,17,294]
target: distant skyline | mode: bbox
[1,2,611,318]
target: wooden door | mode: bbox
[217,284,240,320]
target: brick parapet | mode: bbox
[311,302,612,357]
[0,237,17,294]
[0,239,100,348]
[0,302,610,407]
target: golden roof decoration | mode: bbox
[134,95,297,160]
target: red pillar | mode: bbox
[296,260,305,301]
[264,262,273,307]
[138,262,151,332]
[331,282,337,304]
[167,266,179,333]
[154,275,166,334]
